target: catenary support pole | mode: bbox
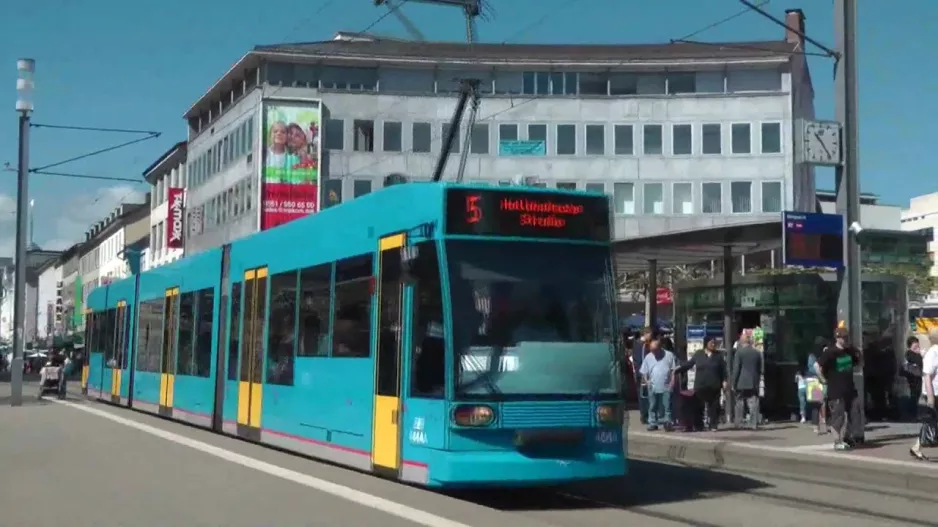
[11,110,31,406]
[833,0,863,440]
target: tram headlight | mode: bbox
[452,405,496,427]
[596,404,620,426]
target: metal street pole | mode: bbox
[833,0,863,439]
[11,58,35,407]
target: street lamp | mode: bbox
[11,58,35,406]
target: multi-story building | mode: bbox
[0,250,60,344]
[817,189,902,230]
[78,199,149,328]
[143,141,188,270]
[180,10,815,253]
[901,191,938,302]
[35,257,62,342]
[58,244,83,335]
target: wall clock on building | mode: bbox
[800,119,842,167]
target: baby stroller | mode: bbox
[38,363,64,399]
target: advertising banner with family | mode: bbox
[261,101,321,230]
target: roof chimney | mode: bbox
[784,9,805,48]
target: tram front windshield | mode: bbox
[447,240,617,398]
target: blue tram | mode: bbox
[83,182,626,487]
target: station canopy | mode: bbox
[612,220,782,272]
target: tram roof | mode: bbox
[612,219,782,271]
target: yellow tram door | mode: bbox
[159,288,179,416]
[111,301,127,402]
[236,267,268,440]
[371,234,406,476]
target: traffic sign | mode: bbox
[782,211,844,269]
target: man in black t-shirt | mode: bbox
[816,327,862,451]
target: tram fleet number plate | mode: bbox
[445,188,611,241]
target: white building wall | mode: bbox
[901,191,938,302]
[98,228,127,283]
[36,264,62,340]
[149,161,187,268]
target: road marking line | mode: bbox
[53,399,474,527]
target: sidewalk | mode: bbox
[627,411,938,499]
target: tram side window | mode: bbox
[194,288,215,378]
[409,241,446,398]
[176,292,197,375]
[143,300,165,372]
[160,295,176,374]
[227,283,242,380]
[332,254,374,358]
[104,308,117,367]
[267,271,299,385]
[297,264,332,357]
[135,302,150,372]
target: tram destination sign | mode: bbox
[782,210,844,269]
[445,188,610,241]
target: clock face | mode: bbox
[803,121,841,165]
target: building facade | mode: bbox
[78,199,149,328]
[35,258,62,342]
[58,244,82,336]
[902,191,938,302]
[180,10,816,253]
[144,142,188,269]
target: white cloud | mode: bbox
[0,185,146,258]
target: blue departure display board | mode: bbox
[782,211,844,269]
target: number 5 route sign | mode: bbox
[781,211,844,269]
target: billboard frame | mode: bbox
[258,97,323,231]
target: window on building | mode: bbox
[194,288,214,377]
[498,123,518,142]
[731,123,751,154]
[297,263,332,357]
[702,124,722,155]
[412,122,431,153]
[762,181,782,213]
[578,72,607,95]
[609,74,637,95]
[323,178,343,209]
[614,125,633,155]
[672,124,692,155]
[522,72,551,95]
[731,181,752,213]
[550,72,578,95]
[353,179,372,198]
[324,119,344,150]
[470,123,489,154]
[673,183,693,214]
[761,122,782,154]
[332,254,373,357]
[266,270,298,386]
[585,183,605,194]
[527,124,547,151]
[702,182,722,213]
[441,124,460,154]
[556,182,577,190]
[643,125,663,155]
[613,183,635,214]
[383,121,402,152]
[667,73,696,94]
[556,124,576,155]
[585,125,605,155]
[643,183,664,214]
[409,241,445,397]
[353,120,375,152]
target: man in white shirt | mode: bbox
[910,329,938,459]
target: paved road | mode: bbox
[0,383,933,526]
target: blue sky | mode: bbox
[0,0,934,256]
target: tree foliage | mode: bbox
[750,264,938,302]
